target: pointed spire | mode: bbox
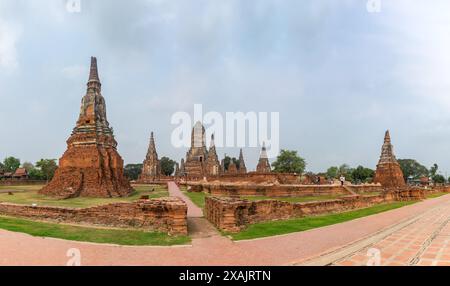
[260,142,268,159]
[384,130,391,144]
[210,133,215,148]
[87,56,101,92]
[378,130,397,164]
[238,148,247,174]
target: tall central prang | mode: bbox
[40,57,133,198]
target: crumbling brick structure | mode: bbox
[205,189,424,233]
[373,130,406,188]
[0,197,188,235]
[138,132,161,183]
[39,57,132,198]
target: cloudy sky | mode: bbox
[0,0,449,175]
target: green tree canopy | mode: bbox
[397,159,429,181]
[124,164,143,180]
[326,166,339,179]
[3,157,20,173]
[271,149,306,174]
[223,156,239,171]
[433,174,446,184]
[160,157,176,176]
[36,159,57,181]
[430,163,439,177]
[351,166,375,183]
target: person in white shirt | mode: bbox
[340,176,345,186]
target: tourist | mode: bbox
[340,175,345,186]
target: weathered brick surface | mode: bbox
[189,183,382,197]
[40,57,132,198]
[205,189,425,233]
[0,197,188,236]
[373,131,406,188]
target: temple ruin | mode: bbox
[39,57,132,198]
[373,130,406,188]
[256,142,271,173]
[139,132,161,182]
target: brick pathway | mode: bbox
[0,189,449,265]
[167,182,203,218]
[328,201,450,266]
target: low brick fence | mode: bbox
[0,180,46,186]
[189,183,383,197]
[205,189,425,233]
[0,197,188,236]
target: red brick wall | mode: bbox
[189,183,383,197]
[0,197,187,236]
[205,189,425,233]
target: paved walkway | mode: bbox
[167,182,203,218]
[0,186,449,265]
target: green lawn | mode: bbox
[0,215,190,246]
[0,184,168,208]
[229,201,417,240]
[426,192,449,199]
[182,190,208,209]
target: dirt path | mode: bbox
[0,188,449,265]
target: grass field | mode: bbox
[0,215,190,246]
[229,201,417,240]
[0,184,169,208]
[426,192,449,199]
[182,189,208,209]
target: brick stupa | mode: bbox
[373,130,406,188]
[138,132,161,182]
[40,57,132,198]
[256,142,271,173]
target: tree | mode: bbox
[430,163,439,177]
[35,159,57,181]
[326,166,339,179]
[124,164,143,180]
[28,168,45,180]
[271,150,306,174]
[160,157,176,176]
[3,157,20,173]
[351,166,375,184]
[22,162,34,172]
[433,174,446,184]
[397,159,429,182]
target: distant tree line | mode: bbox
[0,156,57,181]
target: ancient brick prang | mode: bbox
[39,57,132,198]
[238,149,247,174]
[138,132,161,182]
[256,142,271,173]
[205,134,221,176]
[184,121,208,178]
[373,130,406,188]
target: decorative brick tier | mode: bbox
[205,189,425,233]
[0,197,188,236]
